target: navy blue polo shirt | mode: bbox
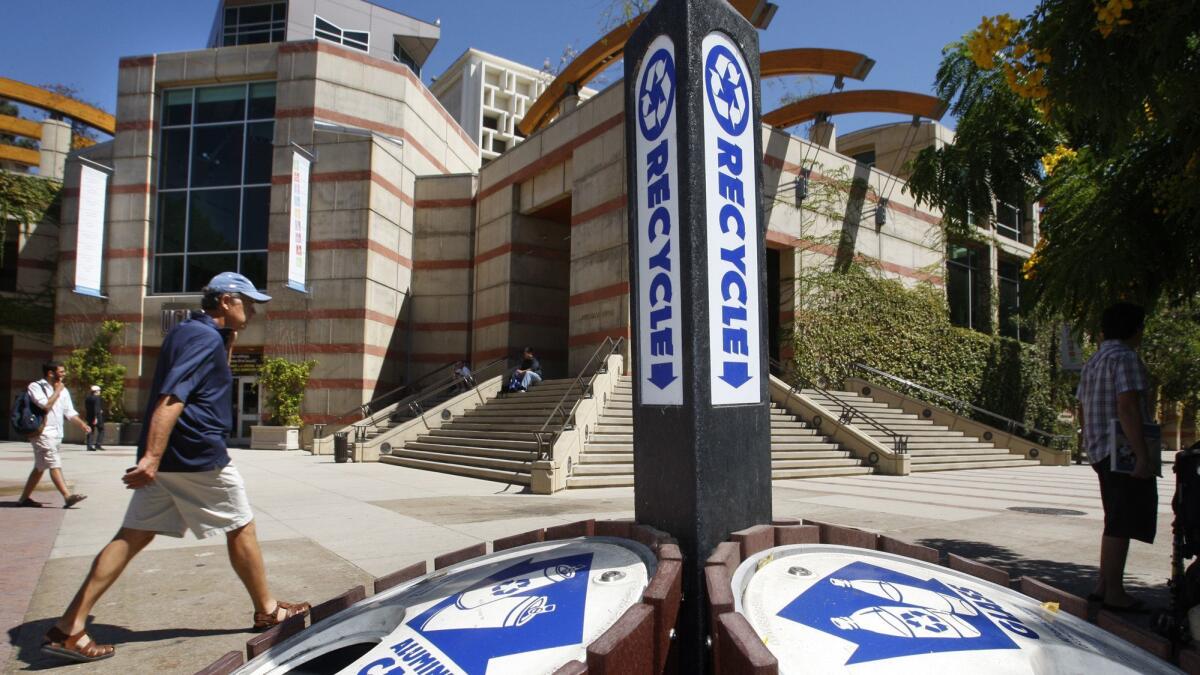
[137,311,233,472]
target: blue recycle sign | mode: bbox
[704,43,749,137]
[405,552,594,674]
[638,47,676,141]
[777,561,1020,665]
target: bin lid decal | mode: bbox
[732,545,1181,674]
[345,538,652,675]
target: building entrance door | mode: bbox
[230,376,260,445]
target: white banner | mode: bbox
[633,35,683,405]
[702,32,761,405]
[287,151,311,292]
[74,164,109,297]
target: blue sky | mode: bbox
[1,0,1037,135]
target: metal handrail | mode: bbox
[532,337,626,460]
[354,356,509,437]
[851,362,1069,448]
[769,358,909,456]
[324,359,460,431]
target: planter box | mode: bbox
[250,425,300,450]
[120,423,143,445]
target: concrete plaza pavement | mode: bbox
[0,441,1175,672]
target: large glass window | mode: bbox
[947,244,990,332]
[155,83,275,294]
[222,2,286,46]
[393,41,419,76]
[998,259,1032,342]
[314,16,369,52]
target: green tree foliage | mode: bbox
[258,357,316,427]
[905,1,1200,329]
[64,320,127,422]
[1143,301,1200,409]
[791,264,1064,440]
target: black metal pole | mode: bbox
[625,0,772,670]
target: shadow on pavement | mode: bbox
[917,537,1171,627]
[8,617,245,671]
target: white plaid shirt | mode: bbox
[1075,339,1151,464]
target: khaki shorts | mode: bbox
[123,465,254,539]
[31,436,62,470]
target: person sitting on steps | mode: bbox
[514,347,542,392]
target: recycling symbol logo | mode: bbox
[705,44,749,136]
[638,48,676,141]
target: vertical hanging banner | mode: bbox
[634,35,683,405]
[74,162,110,297]
[702,32,762,405]
[287,148,311,293]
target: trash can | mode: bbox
[334,431,351,463]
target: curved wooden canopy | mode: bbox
[759,48,874,81]
[0,78,115,135]
[518,0,774,137]
[762,89,948,129]
[0,144,40,166]
[0,114,43,140]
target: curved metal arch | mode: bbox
[762,89,947,129]
[0,78,115,135]
[0,114,43,140]
[518,0,773,137]
[0,144,40,166]
[759,48,874,82]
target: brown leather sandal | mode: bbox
[42,626,115,663]
[252,600,311,631]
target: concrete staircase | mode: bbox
[566,376,873,488]
[379,379,582,486]
[355,391,456,445]
[801,388,1041,471]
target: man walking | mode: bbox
[42,273,309,663]
[85,385,105,451]
[1077,302,1157,613]
[17,361,91,508]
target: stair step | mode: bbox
[567,474,634,488]
[380,455,531,485]
[428,429,541,442]
[414,435,539,452]
[772,466,876,479]
[909,452,1023,464]
[912,459,1040,471]
[771,458,870,470]
[400,443,537,464]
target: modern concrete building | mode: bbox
[208,0,440,75]
[431,49,595,162]
[50,0,1039,446]
[57,0,476,444]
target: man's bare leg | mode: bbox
[56,528,157,635]
[1099,534,1137,605]
[226,520,274,615]
[48,468,72,499]
[19,468,44,502]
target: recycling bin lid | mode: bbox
[732,544,1181,675]
[238,536,656,675]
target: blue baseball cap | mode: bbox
[205,271,272,303]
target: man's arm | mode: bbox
[1116,390,1152,479]
[122,395,185,489]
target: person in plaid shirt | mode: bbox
[1076,302,1155,613]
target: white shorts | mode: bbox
[31,436,62,471]
[123,465,254,539]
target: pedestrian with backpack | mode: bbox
[16,361,92,508]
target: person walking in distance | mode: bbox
[1077,302,1157,613]
[17,361,91,508]
[85,385,105,451]
[41,272,309,663]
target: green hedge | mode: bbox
[790,265,1065,440]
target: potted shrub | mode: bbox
[64,320,127,445]
[250,356,315,450]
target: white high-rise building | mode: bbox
[432,48,596,162]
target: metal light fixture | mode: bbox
[794,168,810,206]
[875,198,888,227]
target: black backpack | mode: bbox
[10,383,48,438]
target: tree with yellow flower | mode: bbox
[906,0,1200,332]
